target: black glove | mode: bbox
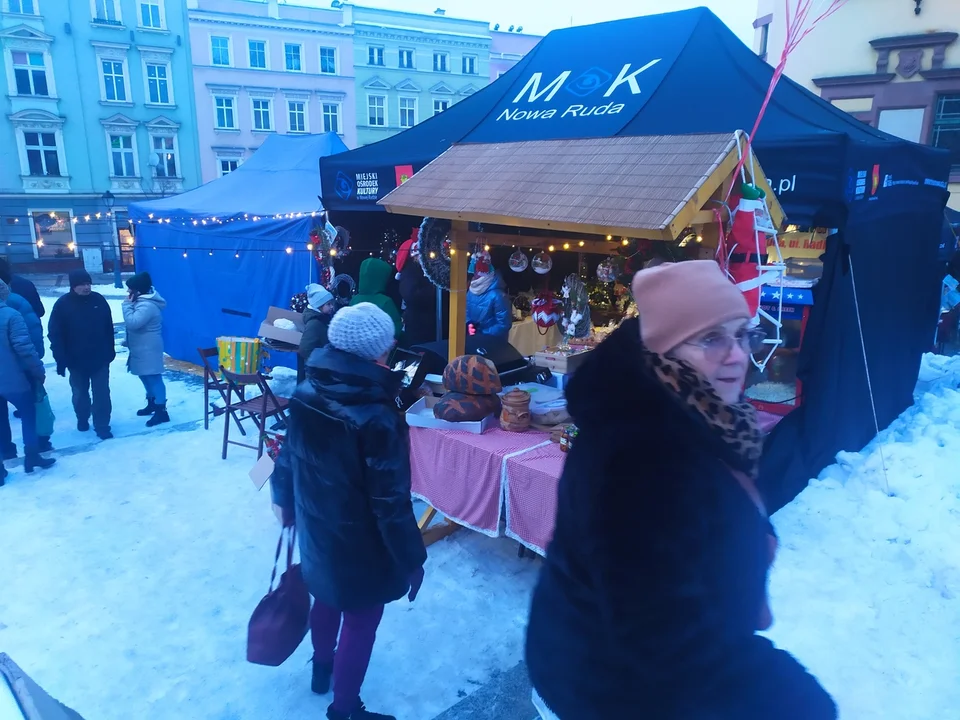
[56,365,66,377]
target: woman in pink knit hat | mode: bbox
[526,260,836,720]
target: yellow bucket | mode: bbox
[217,336,263,375]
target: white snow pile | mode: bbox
[0,342,958,719]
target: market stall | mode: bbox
[380,131,785,551]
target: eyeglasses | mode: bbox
[685,328,767,362]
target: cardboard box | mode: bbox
[258,307,305,347]
[534,346,593,375]
[405,395,496,434]
[249,453,275,491]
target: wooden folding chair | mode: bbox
[197,347,247,433]
[220,367,290,460]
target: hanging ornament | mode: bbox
[531,291,562,328]
[509,248,529,272]
[532,251,553,275]
[418,217,452,290]
[290,292,308,313]
[330,273,356,307]
[473,248,492,275]
[597,257,617,283]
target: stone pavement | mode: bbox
[430,662,537,720]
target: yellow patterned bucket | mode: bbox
[217,336,263,375]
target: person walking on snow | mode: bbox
[525,261,836,720]
[48,270,116,440]
[348,258,403,341]
[122,272,169,427]
[271,302,426,720]
[0,285,55,485]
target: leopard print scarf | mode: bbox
[644,350,763,479]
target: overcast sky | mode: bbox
[304,0,758,45]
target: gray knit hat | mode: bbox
[328,302,396,361]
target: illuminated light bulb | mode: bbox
[84,215,91,221]
[563,243,570,250]
[71,218,78,224]
[209,251,214,256]
[192,220,198,226]
[578,240,585,247]
[606,235,612,241]
[307,243,314,251]
[621,239,629,246]
[148,213,154,219]
[467,251,472,257]
[48,211,55,218]
[67,242,76,251]
[548,245,555,252]
[329,248,338,257]
[36,240,44,248]
[484,245,490,252]
[449,248,456,255]
[13,218,18,223]
[429,251,437,259]
[201,220,207,225]
[183,252,188,258]
[285,247,293,254]
[235,253,239,258]
[696,235,703,243]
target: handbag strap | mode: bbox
[267,527,298,593]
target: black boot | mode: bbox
[25,449,56,474]
[77,419,90,432]
[38,437,53,453]
[326,702,395,720]
[97,428,114,440]
[137,398,158,417]
[146,404,170,428]
[1,443,16,461]
[312,660,333,695]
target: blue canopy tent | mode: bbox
[129,133,348,367]
[320,7,951,511]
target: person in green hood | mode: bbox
[349,258,403,340]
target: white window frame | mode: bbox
[321,101,341,134]
[142,57,174,106]
[149,132,179,179]
[27,209,78,260]
[433,51,449,72]
[283,42,303,73]
[9,48,51,97]
[462,54,478,75]
[399,47,415,70]
[210,35,232,67]
[433,98,450,116]
[368,45,384,67]
[367,93,386,127]
[216,154,242,177]
[7,0,39,15]
[21,128,62,176]
[212,94,237,130]
[94,45,131,103]
[398,96,417,128]
[251,96,274,131]
[319,45,337,75]
[287,99,308,133]
[106,130,140,179]
[248,39,268,70]
[137,0,165,30]
[11,111,69,192]
[91,0,122,25]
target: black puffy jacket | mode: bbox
[47,291,116,373]
[525,319,837,720]
[298,308,333,364]
[271,346,426,611]
[399,261,436,347]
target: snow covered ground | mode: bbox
[2,300,959,719]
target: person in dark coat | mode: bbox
[466,269,511,341]
[526,261,836,720]
[349,258,403,340]
[396,238,437,347]
[0,258,44,319]
[48,270,116,440]
[299,283,337,366]
[271,302,426,720]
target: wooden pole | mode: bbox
[448,220,468,360]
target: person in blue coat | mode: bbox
[466,269,512,341]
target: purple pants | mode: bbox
[311,600,385,715]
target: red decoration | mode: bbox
[531,292,562,329]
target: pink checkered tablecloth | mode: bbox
[504,441,566,555]
[408,427,552,537]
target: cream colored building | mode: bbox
[754,0,960,208]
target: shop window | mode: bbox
[30,210,77,259]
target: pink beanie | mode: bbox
[631,260,750,354]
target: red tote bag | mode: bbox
[247,527,310,666]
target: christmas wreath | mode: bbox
[418,217,452,290]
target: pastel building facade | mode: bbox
[0,0,200,271]
[188,0,356,183]
[489,29,541,81]
[754,0,960,208]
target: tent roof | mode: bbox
[321,6,941,214]
[379,133,782,240]
[132,133,348,221]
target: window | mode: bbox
[319,46,337,74]
[758,24,770,62]
[367,95,385,127]
[218,157,240,177]
[145,63,170,104]
[139,0,163,29]
[9,0,37,13]
[462,55,477,75]
[399,97,417,128]
[109,134,136,177]
[399,48,415,69]
[932,95,960,170]
[30,211,77,260]
[23,131,60,176]
[211,36,231,66]
[12,51,48,97]
[283,43,302,72]
[433,52,449,72]
[433,98,449,116]
[368,46,384,66]
[288,100,306,132]
[878,108,925,144]
[248,40,266,69]
[101,59,127,102]
[93,0,120,24]
[214,96,236,129]
[252,98,272,130]
[322,102,340,134]
[151,135,177,177]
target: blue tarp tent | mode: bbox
[320,7,951,511]
[130,133,348,367]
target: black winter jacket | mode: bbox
[10,275,44,319]
[298,308,333,363]
[399,261,436,347]
[48,292,116,373]
[525,319,836,720]
[271,346,427,611]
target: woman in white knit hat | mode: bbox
[271,302,426,720]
